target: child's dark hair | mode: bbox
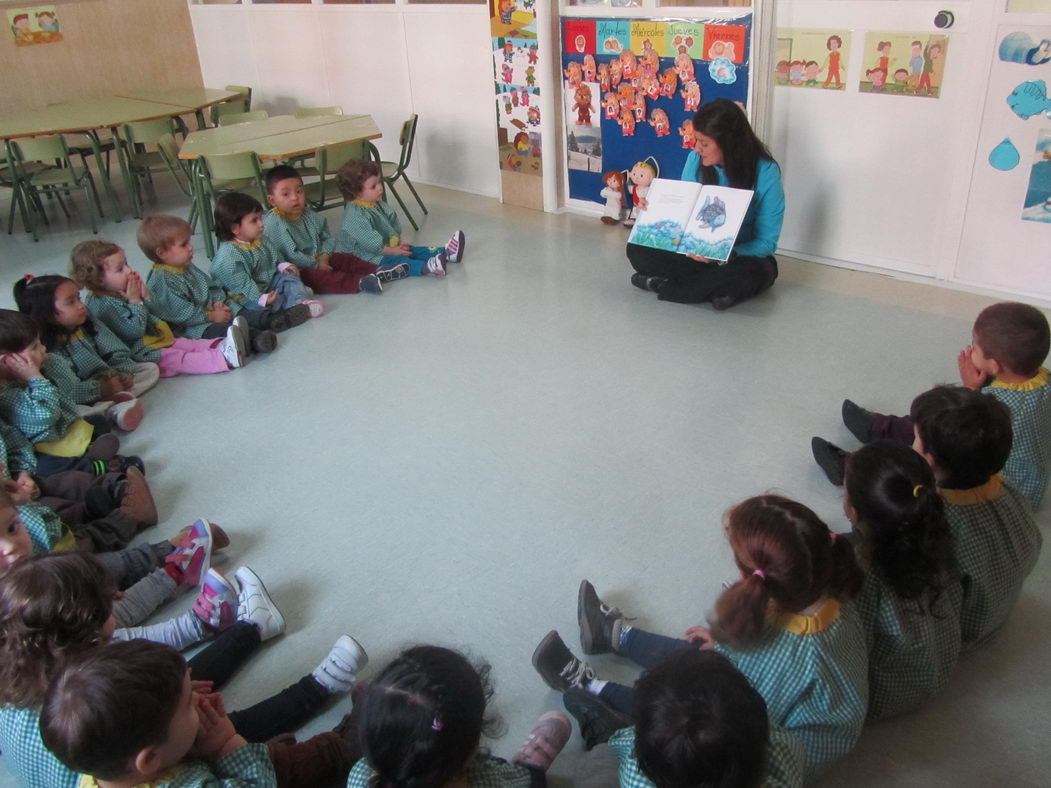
[973,302,1050,378]
[137,214,193,264]
[710,495,862,650]
[265,164,303,194]
[691,99,776,191]
[41,640,186,781]
[0,308,41,355]
[337,159,381,202]
[12,274,90,350]
[70,240,122,292]
[845,441,956,608]
[910,385,1012,488]
[213,192,264,242]
[634,649,769,788]
[0,553,113,707]
[360,645,500,788]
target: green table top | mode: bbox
[116,87,241,111]
[0,97,190,139]
[179,114,381,160]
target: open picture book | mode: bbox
[627,178,754,262]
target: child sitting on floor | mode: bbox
[139,214,278,355]
[72,240,246,373]
[335,159,465,278]
[211,192,322,321]
[350,645,570,788]
[0,310,142,478]
[263,164,402,294]
[910,385,1042,649]
[533,495,868,782]
[14,276,151,432]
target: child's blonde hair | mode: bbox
[70,240,121,292]
[137,215,192,264]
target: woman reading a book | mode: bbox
[626,99,785,310]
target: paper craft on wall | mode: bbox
[1021,129,1051,223]
[1008,0,1051,12]
[859,31,948,98]
[8,5,61,46]
[999,32,1051,65]
[1008,79,1051,119]
[775,29,851,90]
[990,138,1021,170]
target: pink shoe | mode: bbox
[193,569,238,631]
[512,711,571,771]
[301,299,325,318]
[164,519,214,588]
[108,399,143,431]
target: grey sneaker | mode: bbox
[532,630,595,692]
[377,263,409,282]
[563,688,633,751]
[578,580,630,655]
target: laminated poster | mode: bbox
[8,5,61,46]
[859,32,948,98]
[1021,129,1051,223]
[491,0,541,179]
[775,29,851,90]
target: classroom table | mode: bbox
[179,114,382,256]
[116,87,241,129]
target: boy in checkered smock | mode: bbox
[910,385,1042,650]
[843,442,963,721]
[532,496,868,783]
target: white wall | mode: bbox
[188,2,499,197]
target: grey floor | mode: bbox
[0,179,1048,788]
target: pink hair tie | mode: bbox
[752,569,765,580]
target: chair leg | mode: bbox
[401,174,428,215]
[386,182,418,232]
[54,190,71,218]
[84,175,101,234]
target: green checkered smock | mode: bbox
[0,418,38,474]
[854,571,963,721]
[84,293,163,363]
[714,600,868,782]
[0,377,82,444]
[49,326,137,404]
[146,263,242,339]
[942,476,1043,650]
[76,743,275,787]
[210,239,282,307]
[18,501,65,554]
[335,199,401,264]
[607,724,804,788]
[263,207,335,268]
[986,368,1051,508]
[0,705,79,788]
[346,755,534,788]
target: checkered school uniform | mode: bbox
[336,200,402,265]
[0,418,38,475]
[263,207,335,268]
[85,293,166,364]
[607,724,804,788]
[854,571,964,721]
[146,263,242,339]
[0,705,79,788]
[0,377,83,445]
[942,475,1043,649]
[714,599,868,782]
[211,239,283,307]
[58,324,138,378]
[346,755,535,788]
[76,743,275,787]
[986,368,1051,508]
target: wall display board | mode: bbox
[561,14,751,210]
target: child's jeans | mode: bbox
[269,270,312,309]
[302,253,379,294]
[378,245,441,277]
[268,732,355,788]
[597,627,693,717]
[159,337,229,377]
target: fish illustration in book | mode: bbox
[695,195,727,230]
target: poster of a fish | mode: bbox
[627,178,753,261]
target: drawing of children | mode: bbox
[916,42,941,96]
[878,40,893,76]
[789,60,804,85]
[511,88,519,107]
[503,94,513,114]
[892,68,910,93]
[498,0,514,25]
[528,44,538,65]
[502,63,514,84]
[909,40,922,76]
[775,60,790,85]
[521,89,530,107]
[11,13,33,44]
[822,35,842,88]
[527,106,541,126]
[866,67,887,92]
[804,61,820,86]
[503,41,514,63]
[525,66,536,87]
[35,11,58,33]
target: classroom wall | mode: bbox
[1,0,202,112]
[188,3,498,196]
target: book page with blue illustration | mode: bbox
[627,178,753,262]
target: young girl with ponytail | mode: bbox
[532,494,869,781]
[844,441,962,721]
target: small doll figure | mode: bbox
[661,67,678,98]
[503,41,514,63]
[525,65,536,87]
[511,89,519,107]
[675,52,695,82]
[624,158,658,226]
[649,108,670,137]
[528,44,538,65]
[527,106,541,126]
[583,54,597,83]
[679,118,695,149]
[564,61,583,88]
[681,80,701,111]
[574,84,595,126]
[599,171,626,225]
[620,50,637,79]
[521,89,530,107]
[603,92,619,119]
[633,92,646,123]
[641,74,660,101]
[502,64,514,84]
[498,0,514,25]
[598,63,610,92]
[503,95,513,115]
[618,109,636,136]
[609,58,623,87]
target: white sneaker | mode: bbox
[233,314,249,338]
[301,299,325,318]
[311,635,369,694]
[221,323,246,369]
[108,398,143,431]
[234,566,285,641]
[424,251,447,278]
[445,229,466,263]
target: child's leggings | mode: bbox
[597,626,693,717]
[269,270,312,309]
[301,253,379,294]
[158,337,229,377]
[378,245,441,277]
[111,567,180,627]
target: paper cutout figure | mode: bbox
[679,118,695,149]
[682,80,701,111]
[649,108,670,137]
[633,92,646,122]
[621,50,638,79]
[598,63,610,91]
[675,52,695,82]
[1008,80,1051,118]
[603,92,619,119]
[709,57,737,84]
[610,58,623,87]
[1000,32,1051,65]
[989,138,1021,171]
[583,54,597,82]
[619,109,636,136]
[564,61,582,88]
[661,68,678,97]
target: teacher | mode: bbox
[626,99,785,310]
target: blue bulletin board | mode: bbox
[561,15,751,206]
